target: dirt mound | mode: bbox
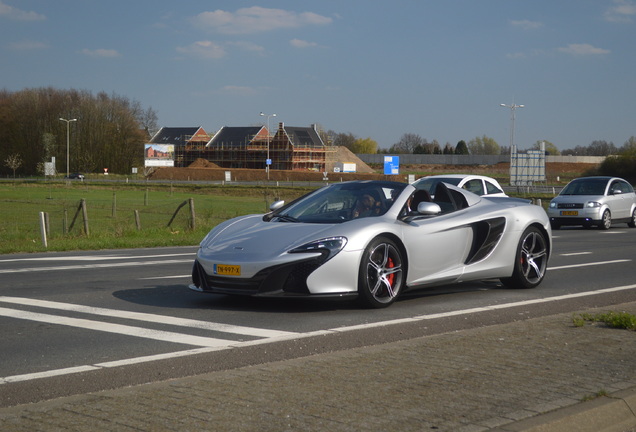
[148,159,598,183]
[188,158,220,168]
[326,147,375,173]
[149,167,387,182]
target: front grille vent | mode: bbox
[557,203,584,209]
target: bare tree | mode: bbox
[391,133,424,154]
[135,104,159,137]
[4,153,22,178]
[332,132,357,150]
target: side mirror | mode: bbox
[417,202,442,215]
[270,200,285,211]
[612,189,622,195]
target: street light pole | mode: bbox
[499,103,524,151]
[259,112,276,180]
[59,118,77,178]
[500,103,523,185]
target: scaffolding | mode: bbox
[173,129,327,171]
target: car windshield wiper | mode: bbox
[275,214,299,223]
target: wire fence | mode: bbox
[0,184,278,252]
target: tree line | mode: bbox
[328,130,636,182]
[3,88,634,179]
[0,87,157,176]
[329,131,636,158]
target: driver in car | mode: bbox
[353,193,380,218]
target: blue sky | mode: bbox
[2,1,635,151]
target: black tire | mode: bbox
[500,226,549,289]
[628,209,636,228]
[598,209,611,230]
[358,236,405,308]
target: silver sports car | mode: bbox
[190,180,551,308]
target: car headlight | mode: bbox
[585,201,601,208]
[549,201,557,208]
[288,237,347,262]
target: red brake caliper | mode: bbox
[386,257,395,287]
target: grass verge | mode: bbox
[572,311,636,331]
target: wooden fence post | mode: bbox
[189,198,195,230]
[81,198,89,236]
[134,210,141,230]
[44,212,50,236]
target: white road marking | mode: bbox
[0,297,296,338]
[548,259,631,271]
[0,253,195,263]
[139,275,190,280]
[2,284,635,385]
[2,366,101,384]
[560,252,592,256]
[0,259,192,274]
[0,307,234,348]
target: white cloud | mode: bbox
[509,19,543,30]
[290,39,318,48]
[192,6,332,34]
[176,41,226,59]
[604,0,636,22]
[7,40,48,50]
[557,43,610,56]
[0,1,45,21]
[80,48,121,58]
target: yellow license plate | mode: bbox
[560,210,578,216]
[214,264,241,276]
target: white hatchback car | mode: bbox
[547,176,636,230]
[412,174,508,198]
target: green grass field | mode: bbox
[0,181,312,254]
[0,178,558,254]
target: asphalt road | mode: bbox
[0,226,635,408]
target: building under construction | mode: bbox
[172,123,329,171]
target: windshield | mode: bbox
[270,181,407,223]
[560,178,608,196]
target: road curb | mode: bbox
[493,386,636,432]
